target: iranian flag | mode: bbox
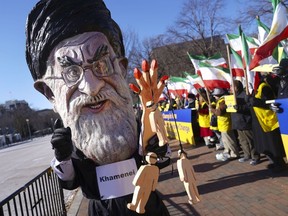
[250,1,288,70]
[228,46,245,77]
[226,33,259,57]
[256,16,280,65]
[187,53,227,75]
[158,93,167,102]
[185,72,205,90]
[240,26,260,92]
[226,32,259,80]
[167,76,193,99]
[198,62,231,90]
[227,27,260,92]
[257,16,270,44]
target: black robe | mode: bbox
[60,145,170,216]
[249,82,285,158]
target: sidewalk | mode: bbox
[74,139,288,215]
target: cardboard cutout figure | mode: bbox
[146,101,169,147]
[127,152,159,214]
[177,150,200,205]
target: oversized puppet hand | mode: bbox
[129,59,168,108]
[129,59,169,152]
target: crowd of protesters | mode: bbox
[154,59,288,173]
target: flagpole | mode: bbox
[226,44,237,105]
[199,74,211,105]
[243,69,249,95]
[239,25,250,95]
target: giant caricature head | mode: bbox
[25,0,137,165]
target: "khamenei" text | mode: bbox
[99,169,136,182]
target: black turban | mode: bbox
[25,0,125,81]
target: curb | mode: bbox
[67,189,83,216]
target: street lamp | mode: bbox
[26,119,32,141]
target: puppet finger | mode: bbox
[142,59,151,85]
[134,68,149,90]
[154,75,169,99]
[129,83,141,94]
[150,59,158,93]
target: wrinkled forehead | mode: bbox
[51,32,113,62]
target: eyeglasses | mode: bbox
[61,55,116,88]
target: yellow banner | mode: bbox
[162,109,195,145]
[164,121,195,145]
[281,134,288,161]
[224,95,237,113]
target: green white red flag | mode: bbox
[239,26,258,92]
[257,16,270,44]
[229,46,245,77]
[226,33,259,57]
[198,62,231,90]
[250,1,288,70]
[226,32,259,77]
[158,93,167,102]
[256,16,281,65]
[227,28,260,92]
[167,76,195,99]
[187,53,227,75]
[185,72,205,90]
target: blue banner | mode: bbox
[162,109,195,145]
[275,98,288,159]
[275,98,288,135]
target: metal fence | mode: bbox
[0,167,67,216]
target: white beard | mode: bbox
[68,88,138,165]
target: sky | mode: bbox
[0,0,243,110]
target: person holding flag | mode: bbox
[245,72,287,173]
[197,90,214,147]
[210,88,240,161]
[231,80,260,165]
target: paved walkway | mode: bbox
[74,139,288,216]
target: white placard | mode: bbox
[96,158,137,200]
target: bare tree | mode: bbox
[122,29,168,92]
[122,28,142,76]
[166,0,229,57]
[121,28,146,104]
[233,0,288,34]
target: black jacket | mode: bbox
[277,75,288,99]
[231,90,253,130]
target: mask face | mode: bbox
[41,32,137,165]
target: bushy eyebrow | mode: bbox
[57,56,81,67]
[87,44,109,64]
[57,44,109,66]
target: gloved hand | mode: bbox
[270,103,283,113]
[51,119,73,161]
